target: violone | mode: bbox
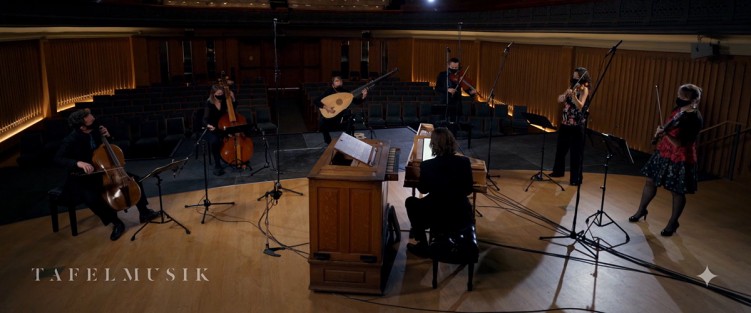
[448,65,478,94]
[92,130,142,211]
[216,78,254,168]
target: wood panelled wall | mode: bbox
[2,35,750,179]
[0,40,45,142]
[399,40,751,180]
[46,38,134,110]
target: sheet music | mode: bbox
[334,132,376,166]
[421,138,435,161]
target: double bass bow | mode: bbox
[216,77,254,168]
[91,126,142,211]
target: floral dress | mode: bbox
[641,107,703,194]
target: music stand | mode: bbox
[131,158,191,241]
[581,132,632,248]
[523,113,565,192]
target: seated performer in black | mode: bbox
[314,76,367,145]
[203,84,236,176]
[404,127,474,258]
[435,57,477,125]
[54,109,159,241]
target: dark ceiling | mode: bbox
[1,0,749,35]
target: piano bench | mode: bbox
[429,224,479,291]
[48,187,80,236]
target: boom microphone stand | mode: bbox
[482,42,513,192]
[185,128,234,223]
[258,18,303,257]
[539,40,622,259]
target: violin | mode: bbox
[216,77,254,168]
[652,110,686,145]
[91,128,142,211]
[448,66,478,94]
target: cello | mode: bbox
[216,78,254,168]
[91,129,142,211]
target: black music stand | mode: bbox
[131,158,191,240]
[524,113,564,192]
[581,132,633,248]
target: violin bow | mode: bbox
[456,65,470,85]
[654,85,664,123]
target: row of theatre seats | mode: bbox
[17,82,276,166]
[302,79,531,136]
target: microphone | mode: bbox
[503,42,513,55]
[446,47,451,53]
[606,40,623,56]
[171,159,178,178]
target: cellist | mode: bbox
[202,84,236,176]
[54,109,158,241]
[435,58,477,124]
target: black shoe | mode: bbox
[139,209,160,223]
[660,222,680,237]
[110,220,125,241]
[569,181,579,186]
[406,242,430,258]
[628,210,648,222]
[213,167,225,176]
[549,172,564,178]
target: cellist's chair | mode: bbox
[48,186,80,236]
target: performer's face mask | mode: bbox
[216,95,226,101]
[675,97,692,107]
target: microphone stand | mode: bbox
[482,42,513,192]
[185,127,234,224]
[443,47,450,124]
[539,40,622,259]
[258,18,303,257]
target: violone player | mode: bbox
[54,109,159,241]
[435,58,477,123]
[203,84,236,176]
[314,76,367,145]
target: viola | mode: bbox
[216,77,254,168]
[92,131,142,211]
[448,67,478,94]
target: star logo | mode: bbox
[697,266,717,287]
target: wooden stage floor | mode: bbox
[2,170,750,313]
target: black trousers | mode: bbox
[205,130,224,169]
[552,124,585,184]
[319,109,351,144]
